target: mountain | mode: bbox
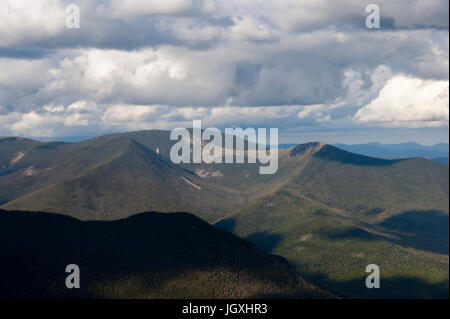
[216,143,449,298]
[431,157,449,165]
[0,209,331,298]
[190,142,448,220]
[333,142,449,163]
[0,134,244,222]
[283,143,449,218]
[0,132,448,298]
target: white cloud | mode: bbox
[10,112,62,137]
[0,0,448,140]
[43,104,65,113]
[297,105,329,121]
[354,75,449,127]
[340,65,393,107]
[64,113,89,126]
[40,47,234,107]
[229,15,277,41]
[103,104,159,123]
[67,100,96,112]
[0,58,50,90]
[0,0,66,46]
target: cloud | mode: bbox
[9,111,62,137]
[354,75,449,127]
[41,47,235,106]
[109,0,214,19]
[103,104,159,123]
[0,102,323,137]
[2,1,448,49]
[0,0,448,142]
[0,0,67,47]
[223,0,448,32]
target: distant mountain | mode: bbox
[332,142,449,163]
[285,143,449,216]
[278,143,298,149]
[0,132,448,298]
[431,157,449,165]
[0,209,331,298]
[216,143,449,298]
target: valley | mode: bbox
[0,130,448,298]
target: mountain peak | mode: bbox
[288,142,326,158]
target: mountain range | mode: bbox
[334,142,448,164]
[279,142,449,164]
[0,132,448,298]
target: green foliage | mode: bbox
[0,135,244,222]
[216,190,449,298]
[0,209,331,298]
[1,133,448,299]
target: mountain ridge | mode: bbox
[0,208,332,298]
[0,130,448,298]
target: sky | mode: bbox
[0,0,448,145]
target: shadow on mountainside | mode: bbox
[245,232,283,253]
[215,217,237,232]
[314,145,403,167]
[215,219,283,254]
[324,227,381,242]
[321,210,449,255]
[0,209,330,299]
[300,270,449,299]
[378,210,449,255]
